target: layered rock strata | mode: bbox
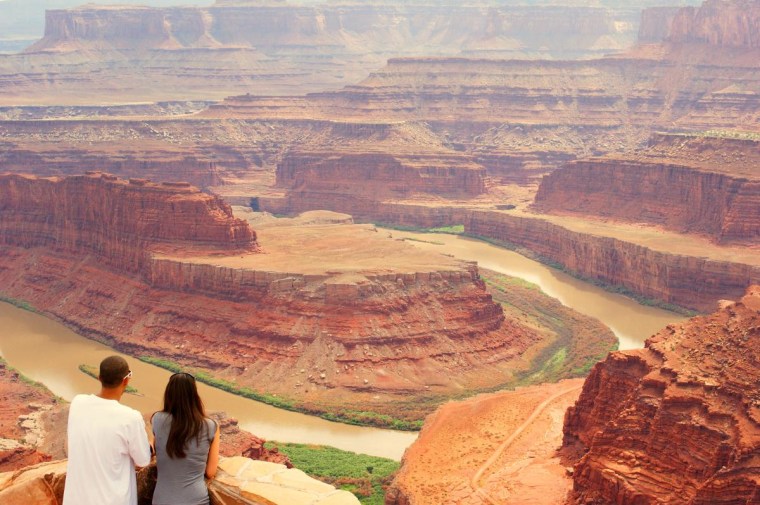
[0,2,650,105]
[563,286,760,505]
[0,173,577,421]
[668,0,760,48]
[534,134,760,244]
[258,196,760,313]
[277,151,487,198]
[0,172,257,272]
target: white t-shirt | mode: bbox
[63,394,152,505]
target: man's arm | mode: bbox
[127,412,152,467]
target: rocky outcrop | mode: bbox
[0,149,223,189]
[0,173,257,272]
[534,134,760,244]
[277,151,487,198]
[0,173,582,421]
[668,0,760,48]
[563,285,760,504]
[0,360,62,473]
[0,456,360,505]
[209,413,291,468]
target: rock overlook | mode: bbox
[563,285,760,504]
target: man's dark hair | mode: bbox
[99,355,130,388]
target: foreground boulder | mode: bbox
[0,457,359,505]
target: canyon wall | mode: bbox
[260,197,760,313]
[31,3,642,59]
[463,210,760,313]
[669,0,760,48]
[0,174,572,421]
[0,1,651,105]
[276,152,487,198]
[563,286,760,504]
[534,135,760,244]
[0,173,256,272]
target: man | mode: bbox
[63,355,152,505]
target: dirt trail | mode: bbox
[390,379,584,505]
[471,384,583,505]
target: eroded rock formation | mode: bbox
[386,379,584,505]
[277,151,486,199]
[534,133,760,244]
[563,285,760,504]
[668,0,760,48]
[0,360,63,473]
[0,1,651,105]
[0,172,257,272]
[0,173,608,422]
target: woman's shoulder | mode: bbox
[151,411,171,424]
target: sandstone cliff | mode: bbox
[0,173,594,423]
[534,134,760,245]
[638,6,681,43]
[0,173,257,272]
[668,0,760,48]
[563,286,760,504]
[259,195,760,313]
[0,2,647,105]
[277,151,487,199]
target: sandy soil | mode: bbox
[391,379,584,505]
[157,209,467,275]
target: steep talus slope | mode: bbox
[563,286,760,504]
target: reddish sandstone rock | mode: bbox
[386,379,584,505]
[211,413,292,468]
[0,172,257,272]
[0,361,63,473]
[534,134,760,245]
[668,0,760,48]
[277,151,487,198]
[563,286,760,505]
[0,173,560,420]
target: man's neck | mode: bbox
[98,387,124,401]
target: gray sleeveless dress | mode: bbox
[151,412,216,505]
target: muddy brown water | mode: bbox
[0,234,687,460]
[391,231,687,350]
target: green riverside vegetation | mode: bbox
[0,294,37,313]
[138,356,422,430]
[264,442,399,505]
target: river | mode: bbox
[0,233,686,460]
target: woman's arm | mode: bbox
[205,420,221,479]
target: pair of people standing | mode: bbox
[63,355,220,505]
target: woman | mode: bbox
[151,372,220,505]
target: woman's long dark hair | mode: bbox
[162,372,207,459]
